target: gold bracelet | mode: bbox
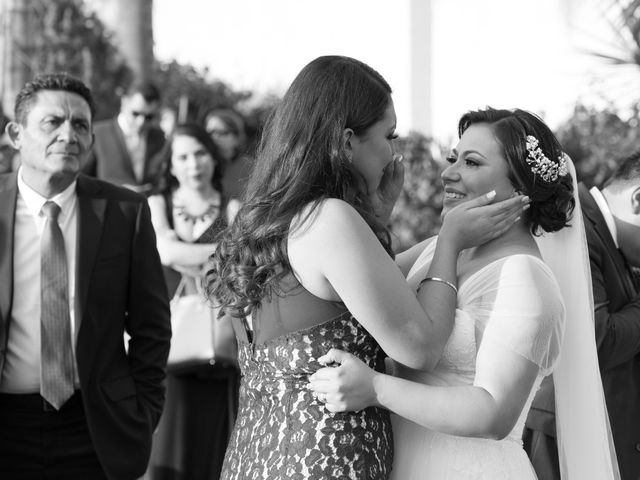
[418,276,458,294]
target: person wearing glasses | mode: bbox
[203,108,253,203]
[82,81,167,196]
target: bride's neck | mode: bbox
[461,220,537,263]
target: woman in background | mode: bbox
[204,108,253,206]
[147,123,240,480]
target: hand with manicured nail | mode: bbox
[369,155,405,223]
[439,191,530,252]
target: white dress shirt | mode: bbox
[118,113,146,182]
[0,169,80,393]
[589,186,619,248]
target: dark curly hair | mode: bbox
[206,55,394,318]
[15,72,96,124]
[603,149,640,192]
[458,107,574,234]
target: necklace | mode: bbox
[173,201,221,224]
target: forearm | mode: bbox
[149,195,214,268]
[374,373,505,438]
[395,237,435,277]
[156,235,216,267]
[414,236,459,367]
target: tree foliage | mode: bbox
[17,0,261,127]
[27,0,132,120]
[151,60,279,152]
[590,0,640,68]
[389,132,445,251]
[555,102,640,187]
[152,60,251,125]
[560,0,640,186]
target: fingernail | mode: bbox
[514,216,521,222]
[486,190,496,199]
[523,204,530,211]
[521,196,530,203]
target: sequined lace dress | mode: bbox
[220,283,393,480]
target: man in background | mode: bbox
[82,80,167,195]
[524,152,640,479]
[0,108,19,173]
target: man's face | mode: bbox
[9,89,93,183]
[610,184,640,267]
[121,92,159,135]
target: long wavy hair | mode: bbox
[206,55,393,318]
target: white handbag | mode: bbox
[168,276,237,370]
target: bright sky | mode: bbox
[154,0,630,143]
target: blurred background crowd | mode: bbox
[1,0,640,251]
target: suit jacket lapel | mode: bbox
[0,173,18,329]
[111,120,136,179]
[579,184,637,297]
[76,175,106,332]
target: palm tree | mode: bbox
[87,0,154,82]
[1,0,132,120]
[0,0,37,116]
[581,0,640,105]
[552,1,640,186]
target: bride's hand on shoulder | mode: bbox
[440,191,530,251]
[308,349,380,413]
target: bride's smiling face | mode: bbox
[441,123,515,219]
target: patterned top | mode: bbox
[160,188,227,297]
[220,295,393,480]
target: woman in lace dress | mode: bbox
[205,58,528,480]
[309,108,620,479]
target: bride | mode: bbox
[309,107,620,479]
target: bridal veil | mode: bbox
[534,156,620,480]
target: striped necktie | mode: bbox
[40,201,75,409]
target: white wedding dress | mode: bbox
[390,239,564,480]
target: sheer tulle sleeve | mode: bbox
[462,255,565,376]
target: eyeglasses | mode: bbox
[131,111,156,121]
[207,128,233,138]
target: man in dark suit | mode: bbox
[524,153,640,479]
[82,81,167,196]
[0,73,171,479]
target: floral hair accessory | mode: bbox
[525,135,568,182]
